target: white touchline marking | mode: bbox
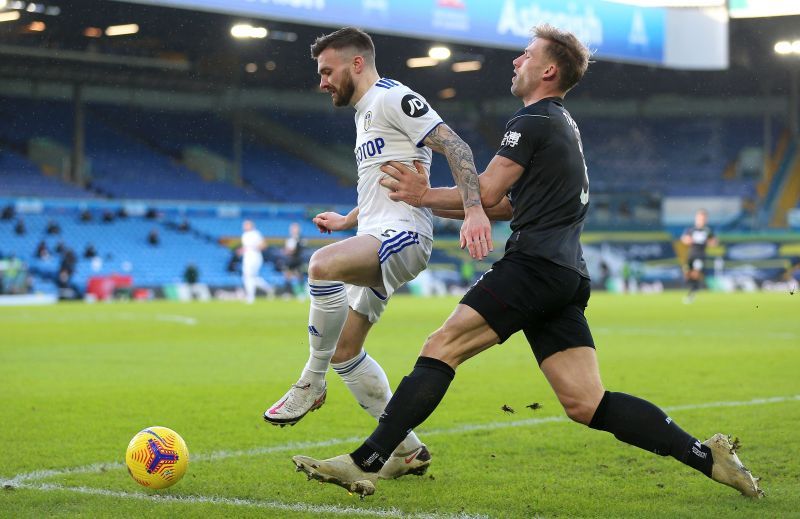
[15,483,486,519]
[0,313,199,325]
[3,393,798,512]
[155,315,198,326]
[5,394,799,487]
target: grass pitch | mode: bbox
[1,291,799,518]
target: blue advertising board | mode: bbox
[114,0,666,65]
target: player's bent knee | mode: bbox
[565,404,595,425]
[559,397,597,425]
[307,253,331,280]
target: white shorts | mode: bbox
[242,254,263,278]
[347,230,433,323]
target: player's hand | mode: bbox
[379,160,430,207]
[461,206,493,260]
[312,212,346,234]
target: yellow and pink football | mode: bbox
[125,426,189,489]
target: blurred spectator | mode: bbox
[116,207,128,219]
[599,260,611,290]
[35,240,50,260]
[0,255,30,295]
[227,248,241,273]
[14,219,26,236]
[178,219,191,232]
[56,268,80,300]
[54,240,66,255]
[147,228,160,246]
[183,263,199,284]
[46,220,61,235]
[1,204,14,220]
[83,243,97,259]
[60,248,77,276]
[145,207,158,220]
[281,222,306,296]
[102,210,115,223]
[90,255,103,272]
[80,209,93,222]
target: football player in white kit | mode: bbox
[264,27,493,479]
[240,220,274,303]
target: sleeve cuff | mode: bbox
[416,121,444,148]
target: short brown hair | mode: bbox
[533,24,591,92]
[310,27,375,65]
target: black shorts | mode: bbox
[687,255,705,272]
[460,252,594,365]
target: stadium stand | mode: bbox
[0,201,310,295]
[91,104,357,204]
[0,150,96,199]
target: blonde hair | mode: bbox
[532,24,591,92]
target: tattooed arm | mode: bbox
[418,123,493,259]
[422,124,482,210]
[433,197,513,221]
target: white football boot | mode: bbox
[264,381,327,427]
[378,444,431,479]
[292,454,377,497]
[702,433,764,498]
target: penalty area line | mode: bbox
[15,482,487,519]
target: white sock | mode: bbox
[301,280,348,385]
[331,350,423,454]
[243,276,256,303]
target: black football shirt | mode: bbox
[685,226,714,257]
[495,97,590,278]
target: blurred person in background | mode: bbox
[681,209,717,304]
[14,218,25,236]
[263,27,492,481]
[83,243,97,259]
[35,240,50,260]
[239,219,274,303]
[45,219,61,235]
[147,228,160,246]
[2,204,15,220]
[281,222,306,298]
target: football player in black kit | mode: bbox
[291,24,762,499]
[681,209,718,303]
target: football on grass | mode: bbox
[125,426,189,489]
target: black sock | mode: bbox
[589,391,713,477]
[350,356,455,472]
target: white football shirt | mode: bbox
[352,78,441,240]
[241,229,264,260]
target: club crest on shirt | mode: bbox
[364,111,372,131]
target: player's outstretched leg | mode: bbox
[702,434,763,498]
[543,348,763,498]
[264,279,347,426]
[292,454,377,497]
[588,391,763,498]
[332,349,432,479]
